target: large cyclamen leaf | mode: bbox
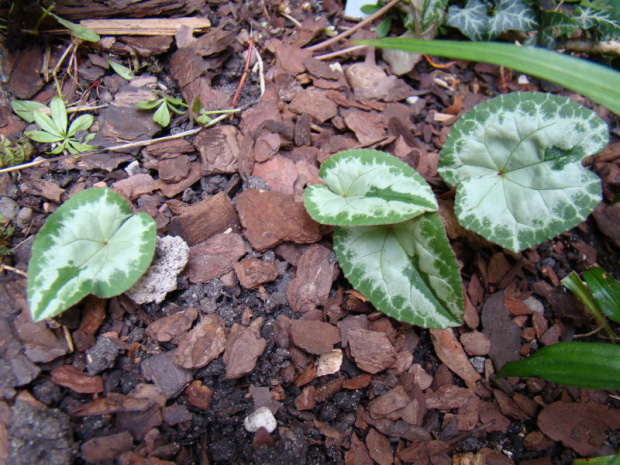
[28,187,156,322]
[333,214,464,328]
[439,92,607,253]
[446,0,537,41]
[304,149,437,226]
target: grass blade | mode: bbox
[357,38,620,115]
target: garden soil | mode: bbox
[1,1,619,464]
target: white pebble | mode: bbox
[243,406,277,433]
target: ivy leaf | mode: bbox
[536,10,580,48]
[439,92,608,253]
[27,187,156,322]
[304,149,437,226]
[333,213,464,328]
[419,0,449,33]
[496,342,620,390]
[446,0,537,41]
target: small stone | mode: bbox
[0,197,19,220]
[141,351,193,399]
[85,336,120,376]
[460,331,491,356]
[243,406,277,433]
[162,404,192,425]
[126,236,190,304]
[316,349,343,377]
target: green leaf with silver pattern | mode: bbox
[439,92,607,253]
[27,187,156,322]
[304,149,437,226]
[333,213,464,328]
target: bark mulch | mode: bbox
[1,1,620,464]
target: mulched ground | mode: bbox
[1,1,620,464]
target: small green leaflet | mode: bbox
[439,92,608,253]
[446,0,537,41]
[496,342,620,390]
[107,59,135,80]
[27,188,156,322]
[334,214,464,328]
[11,100,48,123]
[50,12,100,42]
[304,149,437,226]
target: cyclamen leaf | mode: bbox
[439,92,607,253]
[304,149,437,226]
[447,0,537,41]
[496,342,620,390]
[333,213,464,328]
[27,187,156,322]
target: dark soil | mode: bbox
[1,1,620,465]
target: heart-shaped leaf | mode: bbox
[333,213,464,328]
[28,187,156,322]
[304,149,437,226]
[439,92,608,253]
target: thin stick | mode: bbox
[230,39,254,117]
[314,44,368,61]
[305,0,401,52]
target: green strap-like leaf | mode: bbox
[304,149,437,226]
[24,130,64,144]
[27,187,156,322]
[32,111,63,139]
[496,342,620,390]
[107,59,135,80]
[583,268,620,324]
[356,38,620,116]
[50,12,100,42]
[439,92,607,253]
[11,100,48,123]
[333,213,464,328]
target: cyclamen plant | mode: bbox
[304,92,608,329]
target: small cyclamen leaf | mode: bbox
[496,342,620,390]
[304,149,437,226]
[333,213,464,328]
[439,92,608,253]
[27,187,156,322]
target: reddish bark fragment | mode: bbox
[145,307,198,343]
[234,257,280,289]
[80,432,134,463]
[365,428,393,465]
[430,328,481,392]
[290,319,340,355]
[174,315,227,370]
[223,318,267,379]
[348,328,397,374]
[185,380,214,411]
[347,433,374,465]
[51,365,104,394]
[368,386,410,418]
[287,244,337,314]
[185,232,246,283]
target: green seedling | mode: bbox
[0,214,15,257]
[107,58,135,80]
[497,267,620,390]
[136,95,188,127]
[438,92,608,253]
[304,149,464,329]
[19,97,96,155]
[27,187,156,322]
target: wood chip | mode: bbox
[430,328,481,392]
[50,365,104,394]
[290,319,341,355]
[223,318,267,379]
[347,328,396,374]
[185,232,246,283]
[287,244,337,314]
[174,315,227,370]
[81,18,211,35]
